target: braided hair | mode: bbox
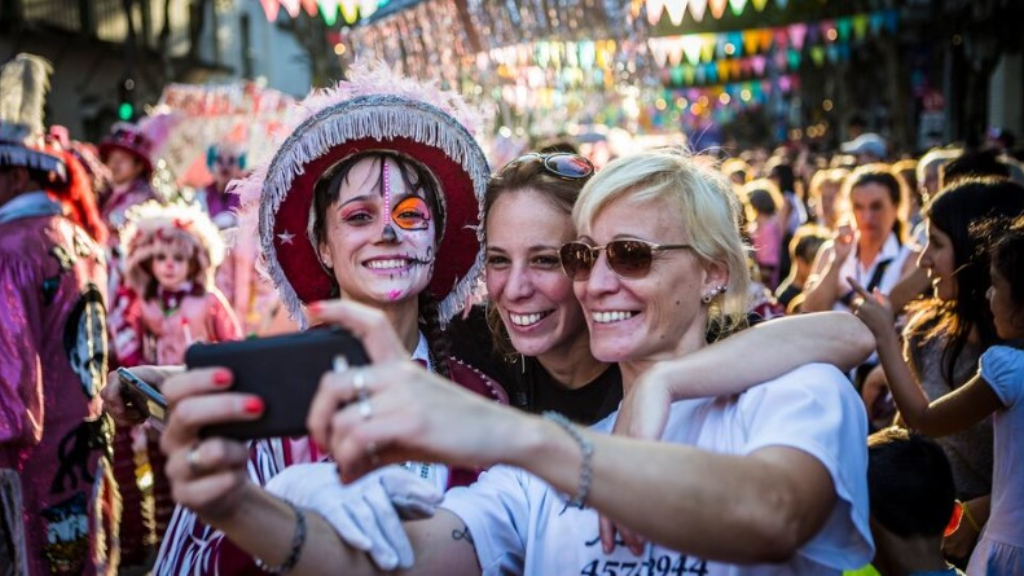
[418,292,451,379]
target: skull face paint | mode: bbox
[318,155,438,305]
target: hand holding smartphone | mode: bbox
[116,367,169,431]
[185,327,370,440]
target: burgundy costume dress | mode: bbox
[0,192,117,576]
[153,335,506,576]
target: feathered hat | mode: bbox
[99,122,155,176]
[121,200,225,295]
[234,61,490,327]
[0,54,66,184]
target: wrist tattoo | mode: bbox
[451,525,474,545]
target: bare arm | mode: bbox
[210,486,481,576]
[887,256,928,314]
[800,245,844,312]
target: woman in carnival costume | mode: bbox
[0,53,118,576]
[99,61,508,574]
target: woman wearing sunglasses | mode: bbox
[159,149,873,574]
[453,151,872,428]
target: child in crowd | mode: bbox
[852,213,1024,573]
[776,224,829,312]
[866,427,964,576]
[107,201,241,565]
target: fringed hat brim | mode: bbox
[0,143,66,183]
[259,94,489,328]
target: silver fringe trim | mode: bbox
[258,95,490,329]
[0,144,66,180]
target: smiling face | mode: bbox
[485,189,587,358]
[918,222,957,301]
[573,194,725,365]
[317,155,437,305]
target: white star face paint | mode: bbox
[319,155,437,305]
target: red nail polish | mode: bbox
[243,397,264,414]
[308,302,322,314]
[213,370,232,386]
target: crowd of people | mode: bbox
[2,51,1023,576]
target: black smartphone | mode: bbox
[185,327,370,440]
[117,367,169,431]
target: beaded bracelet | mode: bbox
[543,411,594,508]
[255,499,307,574]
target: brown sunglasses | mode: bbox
[559,239,692,280]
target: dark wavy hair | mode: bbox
[482,155,590,357]
[310,151,451,378]
[908,178,1024,385]
[841,164,908,243]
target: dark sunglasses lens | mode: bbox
[545,154,594,179]
[607,241,653,277]
[560,243,594,279]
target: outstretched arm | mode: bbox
[614,311,873,440]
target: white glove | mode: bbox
[265,463,443,570]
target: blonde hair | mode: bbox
[572,149,750,337]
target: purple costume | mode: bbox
[0,192,117,576]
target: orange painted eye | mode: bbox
[392,197,432,230]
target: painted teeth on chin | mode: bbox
[367,259,409,270]
[593,311,635,323]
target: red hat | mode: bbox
[235,62,490,327]
[99,122,154,176]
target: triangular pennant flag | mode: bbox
[300,0,318,16]
[775,0,788,8]
[728,0,746,17]
[682,35,703,65]
[665,0,689,25]
[869,12,884,36]
[820,20,835,42]
[280,0,301,17]
[787,48,801,70]
[668,40,684,66]
[751,55,766,75]
[774,28,789,50]
[717,60,729,82]
[358,0,377,18]
[743,30,760,54]
[788,23,807,51]
[695,65,707,84]
[730,59,743,79]
[647,0,666,25]
[806,22,820,46]
[318,0,339,25]
[689,0,707,22]
[259,0,281,21]
[826,43,839,63]
[716,35,729,59]
[751,0,768,11]
[740,57,753,76]
[883,10,899,34]
[706,62,719,83]
[810,46,825,67]
[774,50,787,71]
[580,41,596,71]
[836,17,853,42]
[778,75,793,93]
[759,29,774,52]
[700,34,717,62]
[536,42,551,68]
[671,65,685,85]
[709,0,727,19]
[852,14,869,41]
[339,0,358,23]
[838,42,851,62]
[683,65,696,85]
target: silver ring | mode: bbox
[353,369,367,395]
[358,395,373,421]
[186,445,205,477]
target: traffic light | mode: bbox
[118,78,136,121]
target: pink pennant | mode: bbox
[787,23,807,51]
[709,0,727,19]
[647,0,666,25]
[665,0,689,25]
[688,0,706,22]
[259,0,280,21]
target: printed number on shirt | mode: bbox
[581,555,709,576]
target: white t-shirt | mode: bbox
[832,232,911,312]
[970,346,1024,574]
[442,363,873,575]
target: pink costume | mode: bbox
[99,178,156,250]
[0,192,118,576]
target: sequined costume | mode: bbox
[0,192,118,576]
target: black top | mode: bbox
[447,305,623,425]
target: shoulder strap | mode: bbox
[865,258,894,293]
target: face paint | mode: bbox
[322,155,439,305]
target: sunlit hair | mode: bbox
[837,163,909,243]
[741,178,783,220]
[572,148,750,338]
[916,147,961,195]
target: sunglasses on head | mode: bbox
[501,152,595,181]
[559,239,693,280]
